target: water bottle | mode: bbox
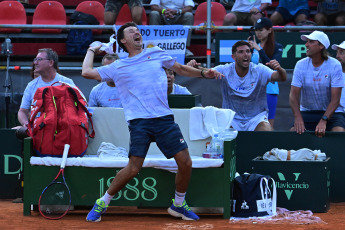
[202,142,213,158]
[212,134,222,159]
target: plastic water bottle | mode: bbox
[212,134,222,159]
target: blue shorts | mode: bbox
[301,111,345,131]
[128,115,188,159]
[275,7,310,23]
[267,94,278,120]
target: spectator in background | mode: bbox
[88,54,123,107]
[149,0,195,56]
[270,0,310,25]
[332,41,345,129]
[18,48,75,127]
[188,40,287,131]
[30,63,40,79]
[30,62,61,79]
[223,0,271,26]
[104,0,143,25]
[289,31,344,137]
[165,68,192,95]
[248,17,283,128]
[314,0,345,26]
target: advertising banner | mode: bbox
[215,32,345,69]
[115,25,189,65]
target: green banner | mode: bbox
[215,32,345,69]
[0,129,23,198]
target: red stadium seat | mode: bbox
[29,0,106,6]
[0,1,26,33]
[193,2,226,34]
[32,1,66,34]
[115,4,148,25]
[76,1,104,34]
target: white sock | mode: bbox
[174,191,186,206]
[100,191,114,206]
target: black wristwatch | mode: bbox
[321,115,328,121]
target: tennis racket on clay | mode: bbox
[39,144,71,220]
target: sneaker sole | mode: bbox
[167,207,197,221]
[86,216,101,222]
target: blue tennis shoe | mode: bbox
[167,199,200,220]
[86,199,108,222]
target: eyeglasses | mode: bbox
[33,57,50,62]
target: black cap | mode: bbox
[254,17,273,29]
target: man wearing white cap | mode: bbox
[331,41,345,131]
[290,31,344,137]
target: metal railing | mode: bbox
[1,0,345,68]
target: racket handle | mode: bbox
[61,144,70,169]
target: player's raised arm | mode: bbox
[170,62,223,80]
[82,44,102,81]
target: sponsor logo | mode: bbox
[241,200,249,209]
[313,78,322,82]
[276,172,309,200]
[235,87,246,91]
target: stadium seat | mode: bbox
[0,1,27,33]
[76,1,104,34]
[115,4,148,25]
[29,0,106,6]
[193,2,226,34]
[32,1,66,34]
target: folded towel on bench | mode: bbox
[30,155,224,173]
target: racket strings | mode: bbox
[39,182,71,218]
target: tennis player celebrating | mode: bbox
[82,22,223,222]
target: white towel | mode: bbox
[89,26,117,55]
[189,106,236,140]
[30,155,223,173]
[97,142,128,159]
[263,148,327,161]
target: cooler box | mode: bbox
[251,157,330,212]
[168,95,201,108]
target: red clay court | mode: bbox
[1,199,345,229]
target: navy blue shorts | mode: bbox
[128,115,188,159]
[301,111,345,131]
[275,7,310,23]
[267,94,278,120]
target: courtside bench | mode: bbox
[23,108,236,218]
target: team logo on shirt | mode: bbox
[147,56,151,59]
[325,75,328,78]
[235,87,246,90]
[180,139,185,143]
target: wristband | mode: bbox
[201,69,207,79]
[88,48,95,53]
[162,8,166,14]
[321,115,328,121]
